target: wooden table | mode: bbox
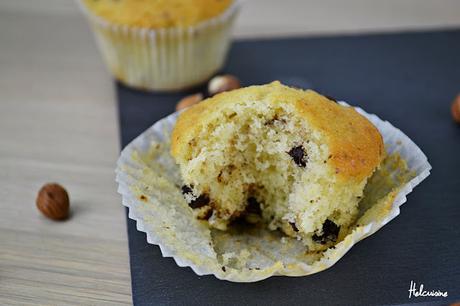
[1,0,459,304]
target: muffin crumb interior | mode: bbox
[179,100,367,251]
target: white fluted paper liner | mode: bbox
[116,102,431,282]
[78,1,240,91]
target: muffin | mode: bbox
[171,81,384,251]
[79,0,239,91]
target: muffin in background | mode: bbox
[79,0,239,91]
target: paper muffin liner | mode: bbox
[78,1,240,91]
[116,102,431,282]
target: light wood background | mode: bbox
[1,0,459,304]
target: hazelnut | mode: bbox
[451,94,460,124]
[208,75,241,96]
[176,93,203,111]
[36,183,70,220]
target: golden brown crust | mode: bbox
[294,91,384,181]
[83,0,233,29]
[171,81,384,181]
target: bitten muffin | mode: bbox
[80,0,238,91]
[171,82,384,251]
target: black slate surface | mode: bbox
[117,29,460,306]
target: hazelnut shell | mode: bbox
[451,95,460,124]
[208,75,241,96]
[36,183,70,220]
[176,93,203,111]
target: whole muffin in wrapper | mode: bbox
[116,83,431,282]
[79,0,239,91]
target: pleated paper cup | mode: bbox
[78,1,240,91]
[115,102,431,282]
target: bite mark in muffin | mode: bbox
[172,82,384,251]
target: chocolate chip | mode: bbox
[182,185,210,209]
[198,208,213,220]
[181,185,193,195]
[325,95,338,103]
[287,146,307,167]
[246,197,261,215]
[222,266,226,272]
[312,219,340,244]
[289,222,299,232]
[189,194,210,209]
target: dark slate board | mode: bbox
[117,29,460,306]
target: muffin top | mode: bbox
[171,81,384,182]
[83,0,234,29]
